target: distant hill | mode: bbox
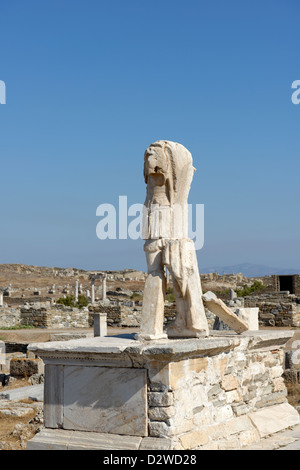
[200,262,300,278]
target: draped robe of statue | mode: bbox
[137,140,209,340]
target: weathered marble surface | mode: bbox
[248,403,300,438]
[139,140,209,340]
[43,362,147,436]
[62,366,147,436]
[27,428,172,450]
[28,330,295,374]
[28,330,299,450]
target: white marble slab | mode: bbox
[62,365,147,437]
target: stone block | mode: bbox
[217,438,241,450]
[27,428,142,450]
[148,421,172,437]
[10,358,44,378]
[0,384,43,401]
[225,389,241,404]
[231,403,252,417]
[213,404,234,422]
[203,291,248,333]
[169,357,208,388]
[270,365,284,378]
[225,415,253,436]
[273,377,286,392]
[211,355,229,377]
[67,431,141,450]
[139,437,172,450]
[233,308,259,331]
[179,429,210,449]
[222,374,239,391]
[93,313,107,337]
[285,350,300,370]
[27,429,73,450]
[148,391,174,407]
[148,406,175,421]
[283,369,299,383]
[62,366,147,437]
[238,429,261,447]
[248,403,300,438]
[255,391,287,409]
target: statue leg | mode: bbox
[166,244,209,338]
[166,276,188,333]
[183,269,209,336]
[136,242,167,340]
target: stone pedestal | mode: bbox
[93,313,107,337]
[27,330,299,450]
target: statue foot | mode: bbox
[167,324,208,338]
[134,332,168,341]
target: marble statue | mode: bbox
[136,140,209,340]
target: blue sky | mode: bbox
[0,0,299,272]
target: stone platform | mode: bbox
[27,330,300,450]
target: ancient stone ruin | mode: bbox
[25,140,300,450]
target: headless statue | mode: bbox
[136,140,209,340]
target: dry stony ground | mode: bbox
[0,263,146,307]
[0,379,43,450]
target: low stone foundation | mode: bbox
[2,292,300,330]
[27,330,299,450]
[20,304,89,328]
[88,303,142,327]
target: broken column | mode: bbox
[102,274,107,301]
[202,291,249,333]
[230,288,237,300]
[75,280,79,303]
[91,280,95,304]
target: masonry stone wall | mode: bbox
[28,330,299,450]
[88,303,142,328]
[146,338,288,449]
[1,301,178,330]
[264,275,300,296]
[295,276,300,296]
[2,290,300,330]
[20,304,89,329]
[243,293,300,327]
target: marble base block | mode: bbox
[27,330,300,450]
